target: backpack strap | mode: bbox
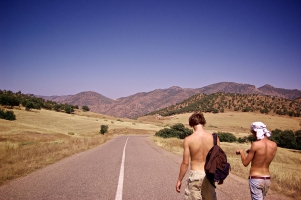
[212,133,217,145]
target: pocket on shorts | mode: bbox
[189,177,201,182]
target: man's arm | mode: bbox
[176,138,190,193]
[236,143,257,167]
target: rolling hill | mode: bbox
[39,82,301,118]
[149,92,301,117]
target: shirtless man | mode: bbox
[236,122,277,200]
[176,112,218,200]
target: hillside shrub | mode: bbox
[0,91,76,112]
[43,103,53,110]
[82,105,90,111]
[171,123,193,139]
[216,132,237,142]
[295,130,301,150]
[271,129,297,149]
[4,110,16,120]
[53,104,61,112]
[0,109,5,119]
[247,134,256,142]
[100,125,109,134]
[237,136,247,143]
[24,101,34,111]
[0,95,20,108]
[0,109,16,120]
[155,128,180,138]
[149,92,300,118]
[155,123,193,139]
[64,106,74,114]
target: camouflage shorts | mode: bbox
[184,171,205,200]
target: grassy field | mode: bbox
[141,112,301,138]
[149,112,301,200]
[0,107,159,185]
[1,108,300,199]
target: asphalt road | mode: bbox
[0,135,291,200]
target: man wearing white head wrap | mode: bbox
[250,122,271,140]
[236,122,277,200]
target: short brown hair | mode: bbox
[189,112,206,127]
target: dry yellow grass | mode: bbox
[0,108,161,136]
[0,135,111,185]
[149,112,301,137]
[0,107,160,185]
[151,136,183,154]
[149,111,301,199]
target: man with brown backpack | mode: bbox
[176,112,224,200]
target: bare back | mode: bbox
[185,131,217,171]
[249,138,277,176]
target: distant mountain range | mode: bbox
[39,82,301,118]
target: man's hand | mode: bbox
[176,180,181,193]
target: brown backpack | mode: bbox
[204,133,230,187]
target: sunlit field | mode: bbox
[148,112,301,137]
[0,107,159,185]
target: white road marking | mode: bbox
[115,137,129,200]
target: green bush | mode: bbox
[100,125,109,134]
[0,91,76,112]
[216,132,237,142]
[24,101,34,111]
[82,105,90,111]
[271,129,297,149]
[0,109,16,120]
[155,128,180,138]
[0,95,20,108]
[65,106,74,114]
[238,137,247,143]
[0,109,4,119]
[295,130,301,149]
[247,134,256,142]
[171,123,193,139]
[4,110,16,120]
[53,104,60,112]
[155,123,193,139]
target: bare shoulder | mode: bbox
[268,139,277,148]
[252,139,277,150]
[250,140,263,150]
[269,139,277,145]
[183,134,193,145]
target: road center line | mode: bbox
[115,137,129,200]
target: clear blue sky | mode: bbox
[1,0,300,99]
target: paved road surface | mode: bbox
[0,135,291,200]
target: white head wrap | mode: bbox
[250,122,271,140]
